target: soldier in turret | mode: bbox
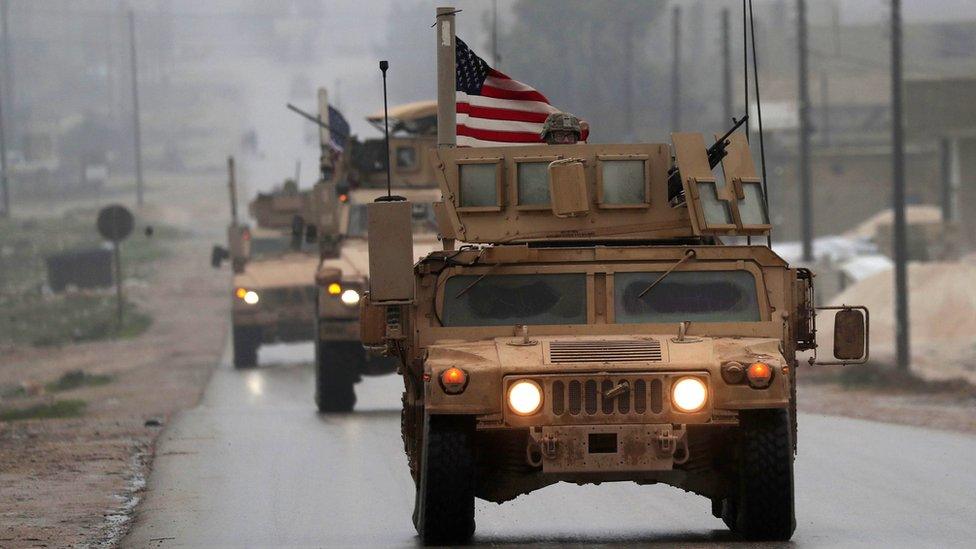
[540,112,583,145]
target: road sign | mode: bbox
[96,204,135,326]
[97,204,134,242]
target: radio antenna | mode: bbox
[380,60,392,199]
[748,0,771,246]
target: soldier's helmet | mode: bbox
[540,112,582,144]
[282,179,298,194]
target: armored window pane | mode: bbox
[442,273,587,326]
[601,160,645,204]
[459,163,498,207]
[517,162,550,205]
[699,181,733,225]
[396,146,418,169]
[739,181,769,225]
[249,236,291,258]
[613,270,760,323]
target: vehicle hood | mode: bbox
[317,234,442,283]
[425,334,784,373]
[234,253,319,289]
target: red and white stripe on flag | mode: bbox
[456,68,589,147]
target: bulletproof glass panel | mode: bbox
[396,146,418,169]
[739,181,768,225]
[459,163,498,207]
[250,236,291,258]
[601,160,646,204]
[614,270,760,323]
[517,162,550,206]
[699,181,733,226]
[442,274,587,326]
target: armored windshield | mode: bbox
[347,203,437,238]
[249,235,292,258]
[614,271,760,323]
[442,274,587,327]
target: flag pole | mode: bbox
[436,6,457,147]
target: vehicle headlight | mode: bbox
[242,290,259,305]
[340,288,361,306]
[507,379,543,416]
[671,377,707,413]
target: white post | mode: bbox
[436,6,456,147]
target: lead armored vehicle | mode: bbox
[360,13,869,544]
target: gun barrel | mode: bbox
[707,115,749,168]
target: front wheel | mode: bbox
[314,341,359,412]
[723,409,796,541]
[413,415,476,545]
[232,325,260,369]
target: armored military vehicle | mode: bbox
[293,89,444,412]
[212,159,318,368]
[359,12,869,544]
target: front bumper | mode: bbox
[233,308,315,343]
[530,423,688,473]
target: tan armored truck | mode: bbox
[361,17,868,541]
[212,158,319,368]
[292,89,445,412]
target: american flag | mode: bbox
[456,37,588,147]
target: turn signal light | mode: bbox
[327,282,342,295]
[440,367,468,394]
[746,362,773,388]
[235,287,247,299]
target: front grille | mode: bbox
[548,339,662,363]
[548,375,667,418]
[265,287,315,305]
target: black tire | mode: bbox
[232,325,260,369]
[314,340,359,412]
[413,415,476,545]
[723,409,796,541]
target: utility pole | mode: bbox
[623,18,634,138]
[820,72,830,146]
[891,0,910,372]
[128,10,144,207]
[1,0,11,137]
[671,6,681,131]
[798,0,813,262]
[0,0,10,218]
[939,138,953,223]
[491,0,500,68]
[721,8,733,126]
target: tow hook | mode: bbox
[656,427,677,453]
[654,427,689,464]
[541,433,558,458]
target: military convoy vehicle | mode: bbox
[212,158,319,368]
[288,89,446,412]
[359,12,869,544]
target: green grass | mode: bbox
[0,294,152,347]
[44,370,114,393]
[0,208,173,346]
[0,399,87,421]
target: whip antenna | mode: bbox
[748,0,772,245]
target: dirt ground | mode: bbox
[0,176,229,548]
[798,378,976,435]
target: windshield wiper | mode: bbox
[637,249,697,298]
[453,262,501,298]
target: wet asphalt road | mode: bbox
[124,343,976,548]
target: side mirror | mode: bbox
[814,305,869,365]
[211,245,229,268]
[305,223,317,244]
[291,215,305,250]
[548,159,589,218]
